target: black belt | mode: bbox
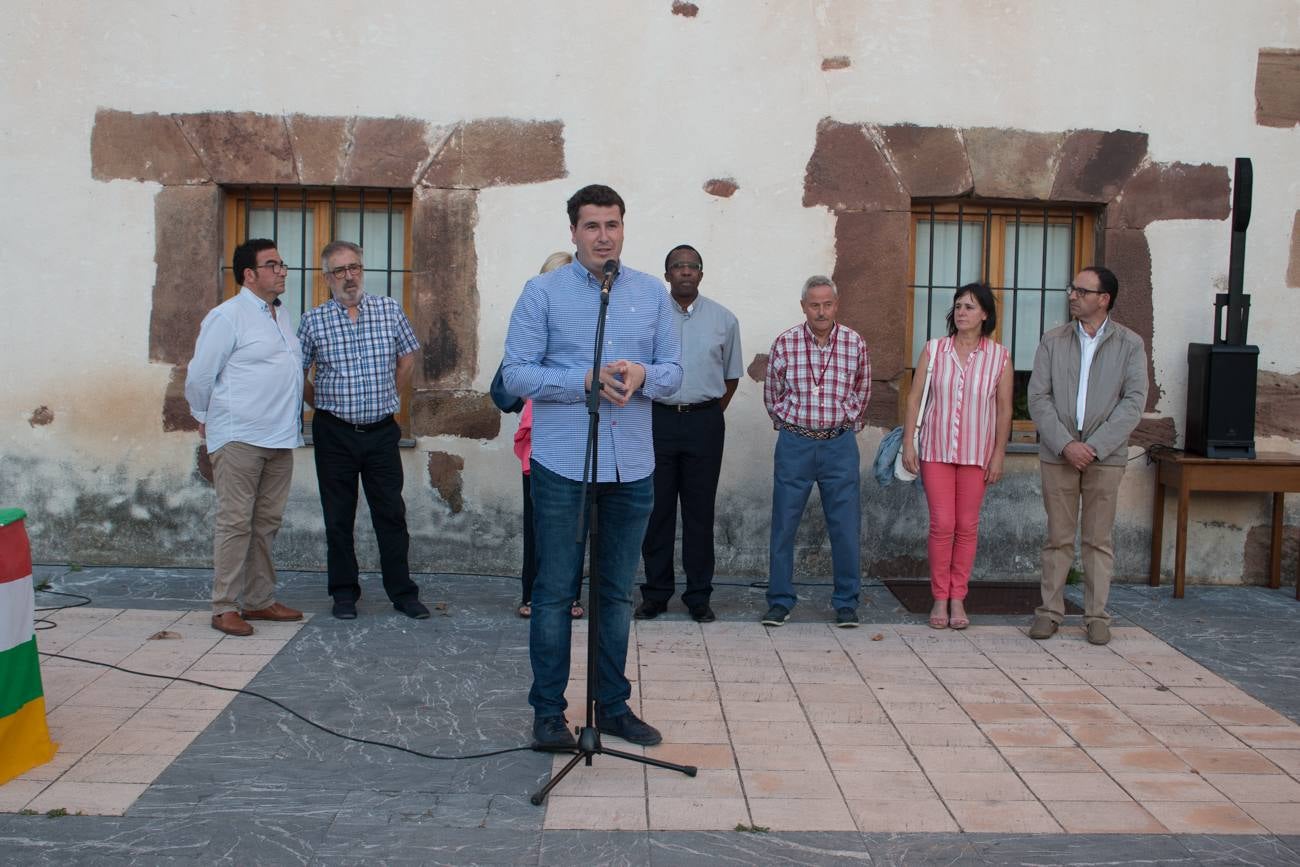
[654,398,720,413]
[316,410,393,432]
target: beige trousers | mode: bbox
[210,442,294,615]
[1037,460,1125,625]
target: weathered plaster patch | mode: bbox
[1243,522,1298,584]
[703,178,739,198]
[1132,417,1177,450]
[28,406,53,427]
[194,445,213,485]
[1257,371,1300,439]
[162,366,198,433]
[1255,48,1300,128]
[427,451,465,514]
[821,56,850,70]
[410,187,480,392]
[671,1,699,17]
[747,354,768,383]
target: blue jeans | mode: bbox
[767,428,862,612]
[528,460,652,721]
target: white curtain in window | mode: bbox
[1002,223,1072,369]
[911,221,983,364]
[248,208,314,335]
[336,209,406,308]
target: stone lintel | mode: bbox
[1255,48,1300,128]
[964,127,1065,201]
[876,124,972,199]
[91,109,209,185]
[803,118,907,212]
[421,119,566,190]
[174,112,298,185]
[1116,162,1230,229]
[1051,129,1148,203]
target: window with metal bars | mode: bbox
[221,186,415,430]
[908,200,1098,442]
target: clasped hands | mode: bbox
[1062,440,1098,471]
[585,360,645,407]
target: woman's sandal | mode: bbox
[949,604,969,630]
[928,614,949,629]
[570,601,585,619]
[517,603,531,619]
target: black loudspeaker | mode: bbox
[1185,343,1258,458]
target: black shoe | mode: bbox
[597,711,663,746]
[332,599,358,620]
[761,605,789,626]
[689,605,716,623]
[532,716,577,751]
[634,600,667,620]
[394,598,431,619]
[835,607,860,628]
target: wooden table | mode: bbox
[1149,450,1300,599]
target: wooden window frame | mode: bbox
[222,187,416,434]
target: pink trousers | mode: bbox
[920,462,988,601]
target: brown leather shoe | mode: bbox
[212,611,254,636]
[241,602,303,622]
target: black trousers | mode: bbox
[312,410,419,604]
[640,402,725,608]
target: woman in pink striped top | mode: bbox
[901,283,1012,630]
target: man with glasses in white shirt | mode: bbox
[187,239,305,636]
[1028,266,1148,646]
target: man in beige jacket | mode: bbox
[1027,266,1148,645]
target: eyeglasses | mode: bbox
[256,260,289,273]
[327,263,364,278]
[669,262,702,272]
[1066,284,1105,297]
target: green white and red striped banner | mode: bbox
[0,509,58,784]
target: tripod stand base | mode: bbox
[529,726,698,806]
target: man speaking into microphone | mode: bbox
[502,184,682,750]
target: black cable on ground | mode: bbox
[33,588,537,762]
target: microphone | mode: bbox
[600,259,619,296]
[273,298,282,307]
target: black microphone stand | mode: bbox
[530,261,697,806]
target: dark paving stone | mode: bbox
[316,826,541,865]
[650,831,872,865]
[1178,834,1300,866]
[541,830,650,865]
[964,833,1197,865]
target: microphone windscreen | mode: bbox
[273,298,282,307]
[603,259,618,276]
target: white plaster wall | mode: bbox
[2,1,1297,581]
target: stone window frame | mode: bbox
[91,109,567,487]
[799,119,1231,450]
[220,184,419,435]
[904,198,1101,445]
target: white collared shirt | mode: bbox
[1076,318,1109,430]
[186,287,304,453]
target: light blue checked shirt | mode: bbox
[297,294,419,425]
[502,260,682,483]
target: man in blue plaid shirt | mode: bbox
[298,241,430,622]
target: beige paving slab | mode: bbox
[834,769,937,801]
[741,769,837,798]
[980,722,1074,748]
[846,798,959,832]
[1171,746,1285,775]
[895,723,987,747]
[814,722,904,746]
[1040,703,1134,725]
[1086,747,1190,774]
[1224,725,1300,749]
[732,744,831,772]
[60,753,175,785]
[1204,772,1300,803]
[1260,749,1300,775]
[726,720,815,745]
[647,768,742,798]
[825,745,925,773]
[747,797,856,831]
[721,700,806,722]
[1240,802,1300,835]
[544,796,646,830]
[27,781,150,817]
[1019,771,1133,802]
[1060,722,1161,748]
[1120,703,1215,727]
[0,779,48,812]
[1199,704,1294,727]
[946,799,1062,833]
[929,771,1035,801]
[639,680,717,701]
[1043,800,1168,834]
[1112,772,1230,802]
[912,745,1010,774]
[643,742,736,770]
[1141,801,1268,835]
[648,796,748,830]
[999,747,1103,773]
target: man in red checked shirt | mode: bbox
[761,275,871,628]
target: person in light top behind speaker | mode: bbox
[1027,266,1148,646]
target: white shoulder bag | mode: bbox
[894,339,937,482]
